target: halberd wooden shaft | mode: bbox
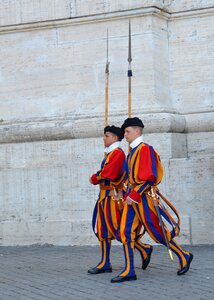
[105,73,109,127]
[128,77,132,118]
[105,29,110,127]
[127,20,132,152]
[128,20,132,119]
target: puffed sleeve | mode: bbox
[90,149,125,185]
[128,145,157,203]
[98,149,125,181]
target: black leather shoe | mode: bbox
[142,246,153,270]
[111,275,137,283]
[177,253,193,276]
[88,267,112,274]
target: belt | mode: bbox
[100,184,124,191]
[100,186,113,191]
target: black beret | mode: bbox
[121,117,144,133]
[104,125,124,141]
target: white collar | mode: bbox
[130,136,143,149]
[104,141,121,154]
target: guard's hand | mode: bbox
[126,196,133,205]
[89,177,92,184]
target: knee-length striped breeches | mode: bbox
[92,190,121,241]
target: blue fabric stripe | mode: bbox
[120,158,128,181]
[92,200,98,237]
[100,156,107,169]
[107,197,115,235]
[142,194,165,244]
[106,240,111,264]
[170,240,189,268]
[103,180,111,187]
[159,207,180,239]
[125,205,136,243]
[150,146,157,180]
[170,241,182,266]
[100,202,108,238]
[135,203,143,223]
[170,240,182,266]
[116,223,121,242]
[130,146,139,182]
[127,243,135,275]
[123,245,128,274]
[132,154,138,182]
[137,182,150,194]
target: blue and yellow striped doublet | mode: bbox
[119,142,192,276]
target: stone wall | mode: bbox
[0,1,213,245]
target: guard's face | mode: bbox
[103,132,118,148]
[124,126,140,143]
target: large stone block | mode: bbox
[0,2,213,246]
[169,12,214,114]
[143,132,187,159]
[0,137,101,245]
[0,13,173,123]
[187,132,214,157]
[0,0,70,26]
[166,156,214,245]
[0,134,213,245]
[166,1,214,12]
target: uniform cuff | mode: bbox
[91,174,99,185]
[129,189,141,203]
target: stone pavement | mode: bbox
[0,244,213,300]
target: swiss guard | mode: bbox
[88,125,154,274]
[111,117,194,283]
[88,125,126,274]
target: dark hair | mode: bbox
[104,125,124,141]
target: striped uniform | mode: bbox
[91,146,126,270]
[119,142,191,277]
[91,145,152,271]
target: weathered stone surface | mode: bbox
[1,1,213,27]
[187,132,214,157]
[166,0,214,12]
[0,112,186,143]
[0,138,101,245]
[166,156,214,245]
[0,0,71,26]
[169,11,214,114]
[0,1,213,245]
[0,135,213,245]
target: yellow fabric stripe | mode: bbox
[135,242,147,258]
[135,183,150,196]
[170,239,190,268]
[97,241,106,269]
[137,240,151,249]
[97,203,102,239]
[98,190,106,203]
[130,212,140,242]
[104,198,115,238]
[133,201,159,243]
[128,143,145,185]
[97,190,105,239]
[120,203,128,244]
[169,241,186,268]
[120,203,140,244]
[110,199,118,236]
[120,244,130,277]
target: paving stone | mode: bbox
[0,245,213,300]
